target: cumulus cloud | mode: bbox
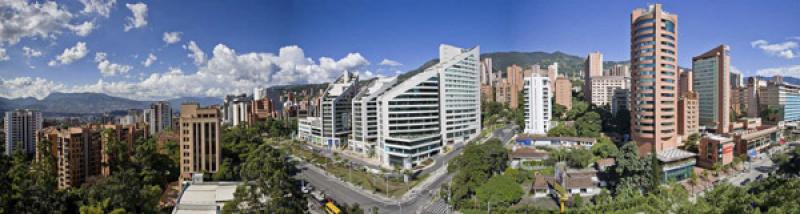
[756,65,800,79]
[49,42,89,66]
[183,41,206,65]
[79,0,116,17]
[751,39,798,59]
[1,45,371,100]
[68,21,95,37]
[22,46,43,58]
[163,32,182,44]
[0,77,65,99]
[142,53,157,67]
[123,3,148,31]
[0,48,9,61]
[95,52,132,76]
[0,0,78,45]
[379,59,402,66]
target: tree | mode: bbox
[475,175,524,209]
[224,143,305,213]
[576,112,601,137]
[612,142,653,192]
[610,108,631,136]
[566,99,589,120]
[591,136,619,158]
[682,133,701,153]
[699,184,757,213]
[566,148,594,169]
[547,123,577,137]
[447,140,509,209]
[552,103,567,121]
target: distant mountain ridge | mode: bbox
[0,92,222,116]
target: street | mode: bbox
[297,124,515,213]
[727,153,778,187]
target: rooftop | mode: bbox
[657,148,696,162]
[173,182,241,214]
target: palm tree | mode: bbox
[688,172,698,196]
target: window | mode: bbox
[663,19,675,33]
[661,34,675,40]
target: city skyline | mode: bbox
[0,0,798,102]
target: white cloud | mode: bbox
[49,42,89,66]
[123,3,148,31]
[142,53,157,67]
[163,32,182,44]
[79,0,116,17]
[751,39,798,59]
[68,21,95,37]
[1,45,371,100]
[756,65,800,78]
[0,0,78,45]
[95,52,132,76]
[0,48,9,61]
[0,77,65,99]
[379,59,402,66]
[22,46,43,58]
[183,41,206,65]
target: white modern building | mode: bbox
[222,94,253,127]
[320,71,360,149]
[523,75,552,135]
[588,76,631,107]
[377,44,481,169]
[437,44,482,145]
[298,117,323,145]
[350,77,397,158]
[4,109,43,155]
[145,101,173,135]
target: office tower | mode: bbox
[507,64,525,109]
[523,75,552,135]
[612,88,630,114]
[588,76,631,107]
[438,44,482,144]
[583,52,604,102]
[4,109,43,155]
[179,103,221,181]
[377,44,480,169]
[554,76,573,110]
[319,71,359,149]
[350,77,397,158]
[692,45,731,133]
[481,58,493,85]
[760,79,800,123]
[630,4,680,154]
[222,94,252,126]
[730,71,744,89]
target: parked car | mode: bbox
[756,174,765,180]
[741,178,751,185]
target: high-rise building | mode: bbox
[547,63,559,90]
[612,88,630,114]
[759,79,800,123]
[678,68,692,96]
[179,103,221,181]
[320,71,359,149]
[222,94,252,127]
[377,44,480,169]
[554,76,573,110]
[630,4,680,154]
[607,64,631,77]
[583,52,604,102]
[350,77,397,158]
[744,77,762,117]
[692,45,731,133]
[437,44,482,145]
[677,91,699,138]
[4,109,43,155]
[144,101,172,136]
[507,64,524,109]
[730,71,744,89]
[523,75,552,135]
[481,58,493,85]
[588,76,630,107]
[38,126,102,189]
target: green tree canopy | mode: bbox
[475,175,524,208]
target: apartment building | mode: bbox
[693,45,731,133]
[37,127,102,189]
[481,57,493,85]
[588,76,630,107]
[607,64,631,77]
[507,64,525,109]
[179,103,222,181]
[4,109,43,155]
[523,75,552,135]
[630,3,680,154]
[320,71,359,149]
[143,101,173,136]
[554,76,572,110]
[583,52,603,102]
[677,91,699,138]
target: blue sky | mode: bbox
[0,0,798,100]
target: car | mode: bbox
[741,178,751,185]
[756,174,765,180]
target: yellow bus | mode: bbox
[324,202,341,214]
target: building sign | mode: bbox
[748,149,758,158]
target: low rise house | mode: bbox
[515,134,596,148]
[531,168,600,199]
[509,147,549,169]
[173,179,241,214]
